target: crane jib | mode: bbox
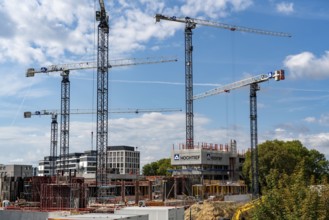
[155,14,291,38]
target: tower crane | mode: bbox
[155,14,291,151]
[24,108,182,176]
[193,69,285,198]
[24,110,59,176]
[96,0,110,195]
[26,57,177,175]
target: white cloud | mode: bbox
[108,0,198,57]
[108,0,254,56]
[0,0,255,64]
[263,123,329,158]
[0,125,50,165]
[284,51,329,79]
[110,8,180,56]
[318,114,329,125]
[0,0,95,64]
[0,112,249,167]
[181,0,253,18]
[275,128,285,132]
[276,2,294,15]
[298,132,329,157]
[0,75,28,97]
[306,114,329,126]
[304,116,316,123]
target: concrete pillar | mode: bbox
[121,181,125,203]
[174,178,177,199]
[135,180,139,205]
[162,180,167,202]
[148,181,152,201]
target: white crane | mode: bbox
[26,57,177,175]
[155,13,290,152]
[26,57,177,77]
[193,69,285,197]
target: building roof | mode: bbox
[107,146,136,151]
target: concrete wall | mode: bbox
[5,165,33,178]
[0,210,50,220]
[48,213,148,220]
[0,210,148,220]
[224,194,252,202]
[115,206,185,220]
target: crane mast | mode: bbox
[60,70,70,175]
[155,13,290,151]
[250,83,259,197]
[50,113,58,176]
[96,0,109,197]
[193,69,285,198]
[185,18,195,149]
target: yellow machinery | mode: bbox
[232,198,260,220]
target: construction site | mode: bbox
[0,142,249,219]
[0,1,291,220]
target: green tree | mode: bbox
[253,163,329,220]
[242,140,329,192]
[142,161,159,176]
[142,158,173,176]
[305,149,329,181]
[157,158,172,175]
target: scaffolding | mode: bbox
[40,177,88,210]
[22,177,32,201]
[31,176,52,202]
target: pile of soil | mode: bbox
[184,200,244,220]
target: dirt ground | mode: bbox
[184,200,244,220]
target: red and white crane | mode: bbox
[193,69,285,197]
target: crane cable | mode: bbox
[226,31,237,140]
[231,31,237,139]
[91,0,97,150]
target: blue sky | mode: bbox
[1,0,329,168]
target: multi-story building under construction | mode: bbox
[169,140,247,198]
[171,140,245,181]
